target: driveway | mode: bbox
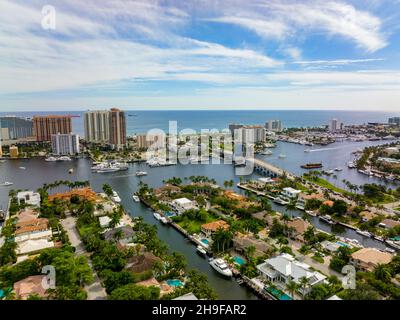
[61,217,107,300]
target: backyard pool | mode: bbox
[164,212,175,217]
[336,241,350,247]
[166,279,184,287]
[265,286,293,300]
[233,256,246,266]
[201,239,209,245]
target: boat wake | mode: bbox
[308,147,342,152]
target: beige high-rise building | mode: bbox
[84,108,126,149]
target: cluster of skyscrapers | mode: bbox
[229,120,283,144]
[0,108,127,157]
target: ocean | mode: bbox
[0,110,398,136]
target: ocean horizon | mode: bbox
[1,109,398,136]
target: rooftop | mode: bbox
[201,220,229,232]
[351,248,393,266]
[14,275,49,300]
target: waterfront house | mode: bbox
[378,219,400,229]
[14,214,52,244]
[17,191,41,207]
[173,292,199,300]
[285,217,312,242]
[281,187,301,200]
[125,252,162,273]
[350,248,393,272]
[252,211,280,227]
[232,234,271,257]
[171,198,196,214]
[296,193,324,210]
[320,240,341,253]
[13,275,49,300]
[256,253,326,295]
[16,208,39,224]
[201,220,229,237]
[16,239,55,255]
[48,187,101,203]
[360,211,378,222]
[103,225,135,244]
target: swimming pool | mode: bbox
[164,212,175,217]
[201,239,209,245]
[265,287,293,300]
[166,279,184,287]
[233,256,246,266]
[336,241,350,247]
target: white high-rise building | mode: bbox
[237,125,266,144]
[328,118,342,132]
[51,133,80,155]
[265,120,283,132]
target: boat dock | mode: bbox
[241,276,276,300]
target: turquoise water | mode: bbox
[233,256,246,266]
[336,241,350,247]
[201,239,209,245]
[266,287,293,300]
[166,279,184,287]
[164,212,175,217]
[390,236,400,241]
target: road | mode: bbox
[61,216,107,300]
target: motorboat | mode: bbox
[45,156,58,162]
[334,167,343,172]
[135,171,148,176]
[19,166,26,170]
[0,210,5,222]
[384,248,396,254]
[261,150,273,155]
[385,240,400,250]
[1,181,13,186]
[278,154,286,159]
[111,191,121,203]
[209,258,233,277]
[160,216,169,224]
[68,168,74,174]
[273,197,289,205]
[304,149,312,153]
[305,210,317,217]
[153,212,161,220]
[0,160,6,163]
[319,215,336,225]
[322,169,334,175]
[59,156,72,161]
[132,195,140,202]
[301,163,323,169]
[196,245,207,257]
[347,161,356,169]
[356,230,372,237]
[97,166,120,173]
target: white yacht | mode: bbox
[136,171,148,176]
[209,258,232,277]
[334,167,343,172]
[1,181,13,186]
[59,156,72,161]
[273,196,289,205]
[196,245,207,257]
[356,230,372,237]
[261,150,273,155]
[304,149,311,153]
[132,195,140,202]
[160,216,169,224]
[278,154,286,159]
[19,167,26,170]
[111,191,121,203]
[45,156,58,162]
[153,212,161,220]
[319,215,336,225]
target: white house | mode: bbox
[17,191,41,207]
[256,253,326,295]
[171,198,196,214]
[281,187,301,199]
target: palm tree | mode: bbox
[298,276,309,298]
[374,264,392,282]
[285,280,298,299]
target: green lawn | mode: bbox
[303,176,347,194]
[176,216,219,234]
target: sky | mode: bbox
[0,0,400,111]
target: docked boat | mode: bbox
[135,171,148,176]
[373,235,384,242]
[305,210,317,217]
[160,216,169,224]
[273,197,289,205]
[153,212,161,220]
[261,150,273,155]
[301,163,323,169]
[111,191,121,203]
[59,156,72,161]
[322,169,334,175]
[334,167,343,172]
[384,248,396,254]
[0,210,5,222]
[356,230,372,237]
[132,195,140,202]
[1,181,13,186]
[385,240,400,250]
[347,161,356,169]
[319,215,336,225]
[209,258,232,277]
[196,245,207,257]
[45,156,58,162]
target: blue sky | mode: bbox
[0,0,400,111]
